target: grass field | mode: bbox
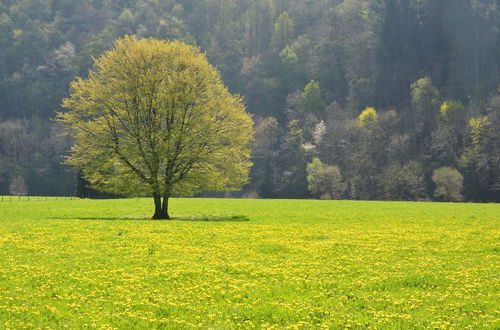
[0,198,498,328]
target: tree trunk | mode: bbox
[161,195,170,220]
[152,193,170,220]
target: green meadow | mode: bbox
[0,198,498,328]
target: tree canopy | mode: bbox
[57,36,253,218]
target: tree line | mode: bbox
[0,0,498,201]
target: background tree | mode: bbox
[302,80,324,120]
[0,119,72,196]
[276,119,309,198]
[430,100,467,166]
[432,167,464,202]
[410,77,440,155]
[460,115,499,201]
[306,158,345,200]
[271,11,294,51]
[358,107,379,128]
[58,36,253,219]
[9,176,27,196]
[251,116,281,198]
[348,107,385,200]
[384,161,426,201]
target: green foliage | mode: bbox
[302,80,324,119]
[277,45,299,88]
[0,0,497,121]
[276,120,308,198]
[345,107,386,200]
[118,9,134,24]
[306,158,345,199]
[459,115,498,201]
[279,45,298,66]
[271,11,294,51]
[431,101,468,164]
[0,0,499,201]
[411,77,440,117]
[253,117,281,156]
[469,116,494,147]
[384,161,426,201]
[439,100,465,124]
[373,0,420,107]
[432,167,464,202]
[430,125,460,165]
[251,116,281,198]
[58,36,253,218]
[410,77,441,153]
[461,116,495,167]
[0,198,498,327]
[358,107,378,127]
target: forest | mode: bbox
[0,0,498,201]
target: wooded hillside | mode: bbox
[0,0,498,201]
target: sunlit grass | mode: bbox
[0,198,498,328]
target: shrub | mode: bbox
[432,167,464,201]
[306,158,345,199]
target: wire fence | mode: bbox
[0,196,79,202]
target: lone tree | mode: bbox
[58,36,253,219]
